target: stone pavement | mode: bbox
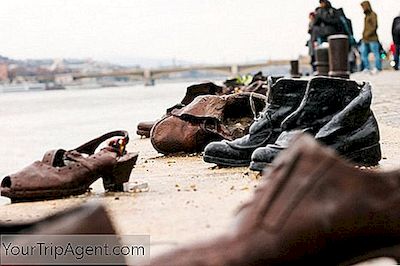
[1,71,400,265]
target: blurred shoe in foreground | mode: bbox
[0,202,116,235]
[151,134,400,265]
[1,202,126,265]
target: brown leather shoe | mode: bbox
[151,134,400,265]
[150,93,266,154]
[1,202,127,265]
[1,130,138,202]
[137,120,156,138]
[1,202,116,235]
[137,82,223,138]
[136,77,271,139]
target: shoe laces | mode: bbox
[250,80,271,122]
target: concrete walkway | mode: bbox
[1,71,400,265]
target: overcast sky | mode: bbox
[0,0,399,65]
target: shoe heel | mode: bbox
[103,153,138,192]
[347,143,381,166]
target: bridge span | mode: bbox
[72,60,298,85]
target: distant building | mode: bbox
[0,64,8,81]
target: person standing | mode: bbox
[392,13,400,70]
[307,12,317,72]
[313,0,343,44]
[360,1,381,73]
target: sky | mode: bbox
[0,0,399,65]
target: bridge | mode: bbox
[72,60,296,86]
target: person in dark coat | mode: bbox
[307,12,317,72]
[312,0,344,44]
[392,13,400,70]
[360,1,381,72]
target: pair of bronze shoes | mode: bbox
[1,130,138,202]
[151,134,400,265]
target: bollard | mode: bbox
[314,47,329,76]
[290,60,301,78]
[328,34,350,79]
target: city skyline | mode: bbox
[1,0,399,65]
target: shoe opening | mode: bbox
[1,176,11,188]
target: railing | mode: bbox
[71,60,302,85]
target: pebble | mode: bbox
[123,182,149,193]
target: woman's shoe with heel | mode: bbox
[1,130,138,202]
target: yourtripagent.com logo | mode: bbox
[0,235,150,265]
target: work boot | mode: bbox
[203,78,308,167]
[250,77,381,171]
[137,82,223,138]
[150,134,400,266]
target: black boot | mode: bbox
[250,77,381,171]
[203,78,308,167]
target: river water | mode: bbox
[0,82,193,178]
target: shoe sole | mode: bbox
[249,161,270,172]
[345,143,381,166]
[203,155,250,167]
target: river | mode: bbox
[0,82,193,178]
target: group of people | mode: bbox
[308,0,400,73]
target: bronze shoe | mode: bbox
[137,75,271,139]
[1,202,126,265]
[150,93,266,154]
[1,202,116,235]
[137,82,223,138]
[151,134,400,265]
[137,120,156,138]
[1,130,138,202]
